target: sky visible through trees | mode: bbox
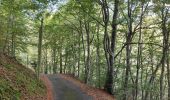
[0,0,170,100]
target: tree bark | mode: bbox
[101,0,119,95]
[78,33,81,77]
[96,23,101,88]
[123,0,132,99]
[59,50,63,74]
[52,47,57,74]
[84,21,90,84]
[37,17,44,78]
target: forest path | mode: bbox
[46,74,93,100]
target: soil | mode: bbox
[40,74,54,100]
[0,53,47,100]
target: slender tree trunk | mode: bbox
[144,3,168,100]
[59,50,63,74]
[96,23,101,88]
[84,21,90,84]
[64,50,68,74]
[167,25,170,100]
[167,47,170,100]
[78,33,81,77]
[72,45,76,76]
[45,46,48,74]
[123,1,132,99]
[160,4,168,100]
[37,18,44,78]
[79,20,86,80]
[11,14,15,57]
[135,3,144,100]
[11,32,15,57]
[53,47,57,74]
[123,34,131,100]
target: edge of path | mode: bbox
[40,74,54,100]
[40,74,115,100]
[59,74,115,100]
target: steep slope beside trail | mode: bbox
[0,53,47,100]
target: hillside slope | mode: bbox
[0,53,47,100]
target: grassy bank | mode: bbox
[0,53,47,100]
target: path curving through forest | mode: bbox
[41,74,92,100]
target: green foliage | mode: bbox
[0,60,46,99]
[0,78,21,99]
[0,0,170,99]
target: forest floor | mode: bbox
[41,74,115,100]
[0,53,47,100]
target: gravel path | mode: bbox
[47,74,93,100]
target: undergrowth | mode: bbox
[0,54,46,99]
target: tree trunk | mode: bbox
[78,33,81,77]
[11,14,15,57]
[160,4,168,100]
[60,50,63,74]
[104,0,119,95]
[144,3,168,100]
[167,48,170,100]
[123,0,132,99]
[84,21,90,84]
[135,3,145,100]
[53,47,57,74]
[79,20,86,81]
[64,50,68,74]
[11,32,15,57]
[37,17,44,78]
[96,23,101,88]
[45,46,48,74]
[167,25,170,100]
